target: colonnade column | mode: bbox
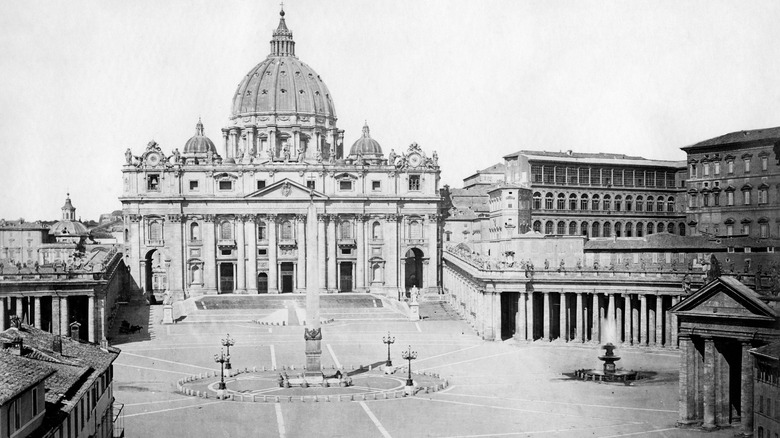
[526,292,534,341]
[607,293,616,342]
[88,295,95,343]
[632,295,639,345]
[268,215,278,294]
[356,215,365,290]
[296,215,306,291]
[656,296,664,347]
[51,298,60,336]
[385,215,398,291]
[203,216,217,293]
[236,216,247,293]
[542,292,551,341]
[671,296,680,347]
[15,298,23,321]
[317,215,327,290]
[34,297,41,329]
[246,218,258,294]
[0,298,5,331]
[60,297,69,337]
[640,295,648,346]
[575,293,583,342]
[591,294,600,343]
[516,292,527,341]
[623,294,632,346]
[702,336,716,430]
[426,215,438,292]
[558,293,566,341]
[327,215,337,292]
[740,340,754,435]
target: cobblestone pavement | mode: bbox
[112,297,735,438]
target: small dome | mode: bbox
[349,122,383,157]
[183,119,217,154]
[49,220,89,237]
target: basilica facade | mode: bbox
[120,9,440,300]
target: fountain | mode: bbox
[574,317,639,383]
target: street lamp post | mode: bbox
[382,331,395,367]
[221,334,235,370]
[401,345,417,387]
[214,349,229,390]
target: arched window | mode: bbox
[372,221,382,240]
[219,221,232,240]
[533,221,542,233]
[580,194,589,210]
[647,222,654,235]
[657,223,665,233]
[603,222,611,237]
[603,195,611,211]
[545,193,554,209]
[636,222,644,237]
[569,194,577,210]
[636,196,644,212]
[281,220,294,240]
[190,222,200,242]
[625,222,633,237]
[614,195,622,212]
[557,221,565,235]
[679,224,685,236]
[614,222,622,237]
[341,221,353,239]
[647,196,654,212]
[149,220,163,243]
[557,193,565,210]
[667,196,675,212]
[667,223,675,235]
[657,198,664,212]
[592,195,600,211]
[625,195,633,211]
[257,221,267,241]
[581,221,589,237]
[545,221,554,235]
[591,222,600,237]
[533,192,541,210]
[409,220,421,239]
[569,221,577,235]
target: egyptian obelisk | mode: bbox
[304,197,322,377]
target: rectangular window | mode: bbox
[727,192,734,206]
[408,175,421,191]
[371,181,381,191]
[727,225,734,236]
[703,163,709,176]
[762,156,768,171]
[189,180,199,191]
[759,189,768,204]
[744,159,751,173]
[258,248,267,256]
[147,174,160,191]
[306,180,315,190]
[219,180,233,191]
[531,165,542,183]
[339,180,353,191]
[220,249,232,256]
[744,191,751,205]
[728,161,734,174]
[714,162,720,175]
[713,193,720,206]
[340,248,352,255]
[257,180,266,190]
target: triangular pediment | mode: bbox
[245,179,328,200]
[671,276,776,320]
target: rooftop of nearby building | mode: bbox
[750,341,780,362]
[585,233,780,251]
[0,351,56,405]
[0,219,51,231]
[682,126,780,151]
[0,324,120,409]
[504,150,686,169]
[464,162,506,180]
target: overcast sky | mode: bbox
[1,0,779,221]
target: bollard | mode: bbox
[326,396,330,402]
[291,365,295,370]
[368,365,372,371]
[262,366,265,372]
[350,395,354,401]
[204,393,208,399]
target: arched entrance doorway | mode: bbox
[404,248,424,293]
[258,272,268,294]
[145,249,167,303]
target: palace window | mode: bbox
[257,180,266,190]
[625,222,633,237]
[647,223,654,235]
[581,221,589,237]
[531,165,542,183]
[580,194,589,210]
[408,175,421,191]
[579,168,589,185]
[603,195,611,211]
[544,193,553,209]
[219,221,232,240]
[742,223,750,235]
[667,197,675,212]
[614,195,622,211]
[533,192,541,210]
[149,220,163,243]
[603,222,611,237]
[614,222,622,237]
[657,223,665,233]
[703,163,710,176]
[636,222,644,237]
[281,220,294,240]
[371,181,381,191]
[372,221,382,240]
[625,195,633,211]
[714,162,720,175]
[219,180,233,191]
[189,180,199,191]
[545,221,554,235]
[744,158,751,173]
[533,221,542,233]
[760,222,769,238]
[147,174,160,191]
[727,191,734,206]
[743,190,752,205]
[557,221,565,235]
[647,196,654,212]
[190,222,200,242]
[762,156,768,171]
[727,160,734,174]
[592,194,600,211]
[307,180,316,190]
[569,194,577,210]
[257,222,267,241]
[557,193,565,209]
[759,188,768,204]
[591,222,600,237]
[569,221,577,235]
[657,198,664,212]
[636,196,644,212]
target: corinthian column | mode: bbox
[327,215,337,292]
[268,215,278,294]
[296,215,307,291]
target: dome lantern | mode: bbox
[270,5,295,57]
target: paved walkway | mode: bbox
[112,297,736,438]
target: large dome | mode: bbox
[230,9,336,122]
[183,119,217,154]
[349,122,383,157]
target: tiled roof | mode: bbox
[751,341,780,361]
[0,352,55,405]
[585,233,780,251]
[0,325,119,409]
[683,126,780,150]
[504,150,685,168]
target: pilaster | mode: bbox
[296,215,307,291]
[702,336,716,430]
[317,215,327,290]
[235,215,247,293]
[246,218,258,294]
[327,215,337,292]
[356,215,365,290]
[640,294,648,346]
[656,295,664,347]
[203,215,217,293]
[88,295,95,343]
[268,215,279,294]
[740,340,754,436]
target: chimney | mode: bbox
[52,336,62,353]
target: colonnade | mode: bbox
[0,294,102,342]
